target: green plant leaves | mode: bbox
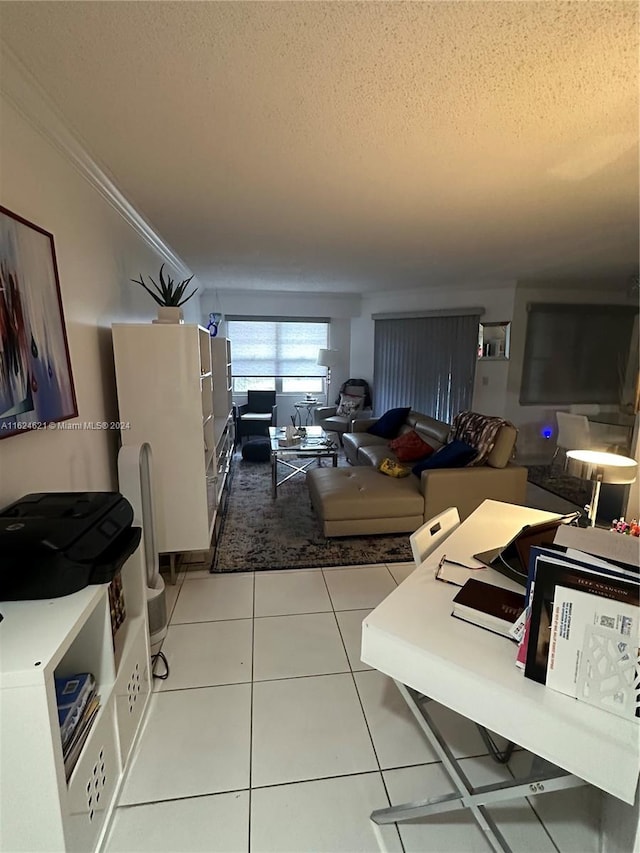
[130,263,197,307]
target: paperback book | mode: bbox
[452,579,525,638]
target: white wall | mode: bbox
[0,92,198,505]
[205,281,520,422]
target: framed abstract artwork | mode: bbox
[0,205,77,438]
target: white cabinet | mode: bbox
[210,337,234,512]
[211,336,232,422]
[0,546,150,852]
[112,324,228,556]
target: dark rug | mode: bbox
[211,454,413,572]
[527,465,591,508]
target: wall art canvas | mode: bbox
[0,205,77,438]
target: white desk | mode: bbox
[361,500,639,850]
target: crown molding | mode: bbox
[0,44,191,278]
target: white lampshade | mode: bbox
[317,348,339,368]
[565,449,637,527]
[565,450,637,485]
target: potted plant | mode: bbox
[131,263,197,324]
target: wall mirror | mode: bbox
[478,322,511,360]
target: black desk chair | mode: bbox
[235,391,277,444]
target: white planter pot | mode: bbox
[152,306,184,324]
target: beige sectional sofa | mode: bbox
[307,409,528,537]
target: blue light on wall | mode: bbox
[542,426,553,440]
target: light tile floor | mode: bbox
[104,559,601,853]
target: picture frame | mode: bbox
[0,205,78,438]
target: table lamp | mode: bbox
[565,450,638,527]
[317,348,338,404]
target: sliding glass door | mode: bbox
[373,313,480,422]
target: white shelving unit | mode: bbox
[0,546,150,852]
[112,324,232,569]
[210,336,234,516]
[211,336,232,422]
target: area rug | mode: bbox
[527,464,591,509]
[211,454,413,572]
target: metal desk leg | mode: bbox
[370,681,587,853]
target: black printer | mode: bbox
[0,492,141,601]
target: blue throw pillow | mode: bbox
[411,439,477,476]
[366,406,411,439]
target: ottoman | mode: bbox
[241,438,271,463]
[307,467,424,537]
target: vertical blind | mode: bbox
[373,314,480,422]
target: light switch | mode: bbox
[482,376,489,386]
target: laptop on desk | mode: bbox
[473,514,579,586]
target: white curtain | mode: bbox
[227,319,328,378]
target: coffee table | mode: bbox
[269,426,338,498]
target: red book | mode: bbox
[452,579,526,639]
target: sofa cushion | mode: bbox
[411,439,477,476]
[342,431,385,465]
[358,443,397,468]
[308,467,424,521]
[367,406,411,439]
[388,430,435,462]
[405,412,450,449]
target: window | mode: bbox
[520,303,638,405]
[227,318,329,394]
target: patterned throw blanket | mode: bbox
[449,411,516,466]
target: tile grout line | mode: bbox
[248,570,256,852]
[323,563,407,853]
[506,759,563,853]
[379,561,409,852]
[117,766,424,809]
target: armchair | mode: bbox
[314,378,372,445]
[235,390,277,444]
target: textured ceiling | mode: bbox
[0,1,638,294]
